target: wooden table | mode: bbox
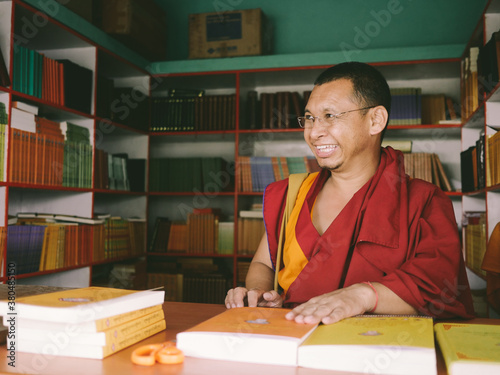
[0,301,496,375]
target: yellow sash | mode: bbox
[278,172,318,294]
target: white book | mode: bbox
[10,107,36,132]
[239,210,263,218]
[12,101,39,115]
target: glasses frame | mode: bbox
[297,106,377,128]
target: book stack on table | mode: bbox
[0,287,165,359]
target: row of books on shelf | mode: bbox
[94,150,145,192]
[149,156,233,193]
[389,88,460,125]
[148,273,232,304]
[0,214,146,275]
[238,155,321,193]
[150,90,236,132]
[403,152,453,192]
[0,287,166,359]
[8,102,92,187]
[149,210,232,255]
[148,208,266,256]
[460,130,500,192]
[13,45,92,114]
[147,257,231,304]
[244,90,306,130]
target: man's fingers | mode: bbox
[247,289,264,307]
[226,287,248,308]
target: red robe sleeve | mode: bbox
[377,182,475,319]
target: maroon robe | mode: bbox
[263,147,474,318]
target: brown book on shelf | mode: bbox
[0,46,10,88]
[291,91,303,126]
[432,154,452,192]
[268,93,275,128]
[276,91,283,128]
[283,91,290,128]
[421,95,446,124]
[260,93,268,129]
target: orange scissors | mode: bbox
[131,341,184,366]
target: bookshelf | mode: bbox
[146,59,466,300]
[0,0,496,311]
[457,0,500,308]
[0,0,149,287]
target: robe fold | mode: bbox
[263,147,474,318]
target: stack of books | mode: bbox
[0,287,166,359]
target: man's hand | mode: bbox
[225,287,283,309]
[285,283,375,324]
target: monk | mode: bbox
[225,61,475,325]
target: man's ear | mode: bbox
[369,106,388,136]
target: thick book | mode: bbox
[16,308,165,346]
[297,315,436,375]
[435,322,500,375]
[17,319,166,359]
[176,307,318,366]
[0,287,165,323]
[8,304,162,333]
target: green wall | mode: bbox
[155,0,487,61]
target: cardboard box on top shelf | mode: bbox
[95,0,167,61]
[189,8,272,59]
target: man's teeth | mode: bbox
[316,145,336,151]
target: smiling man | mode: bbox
[225,62,475,324]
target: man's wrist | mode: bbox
[360,281,378,313]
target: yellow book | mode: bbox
[17,319,166,359]
[298,315,436,375]
[17,308,165,346]
[0,287,165,323]
[435,322,500,375]
[176,307,318,366]
[7,303,163,333]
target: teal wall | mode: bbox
[155,0,488,61]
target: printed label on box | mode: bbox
[206,13,242,41]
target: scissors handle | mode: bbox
[131,343,164,366]
[131,342,184,366]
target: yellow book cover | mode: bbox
[17,319,167,359]
[298,315,436,375]
[10,304,163,333]
[17,308,165,345]
[0,287,165,323]
[176,307,318,366]
[434,322,500,375]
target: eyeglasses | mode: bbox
[297,106,376,128]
